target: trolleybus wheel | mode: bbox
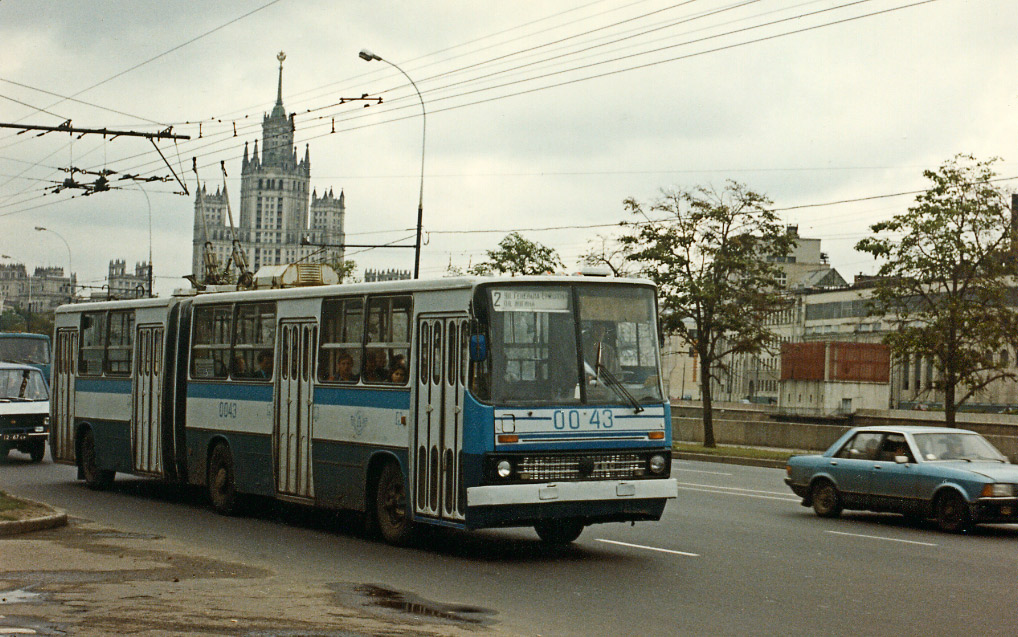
[375,462,414,546]
[534,518,585,544]
[28,440,45,463]
[80,429,114,490]
[208,443,238,516]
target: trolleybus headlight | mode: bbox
[648,454,667,475]
[496,459,513,479]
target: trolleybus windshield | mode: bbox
[483,284,662,406]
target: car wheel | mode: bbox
[375,462,414,545]
[29,440,45,463]
[935,491,971,533]
[534,519,585,544]
[208,443,238,516]
[811,480,842,518]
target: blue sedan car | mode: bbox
[785,426,1018,532]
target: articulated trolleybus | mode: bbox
[50,275,676,544]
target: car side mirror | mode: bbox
[894,455,910,464]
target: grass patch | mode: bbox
[672,441,812,461]
[0,490,28,516]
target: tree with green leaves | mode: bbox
[855,154,1018,425]
[325,258,358,283]
[621,182,794,447]
[469,232,564,276]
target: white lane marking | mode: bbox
[678,486,800,502]
[825,530,938,547]
[596,539,699,557]
[671,467,734,476]
[678,482,792,496]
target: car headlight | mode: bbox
[981,483,1017,498]
[44,416,50,426]
[34,426,45,433]
[496,460,513,479]
[648,454,667,475]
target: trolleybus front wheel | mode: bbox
[375,462,415,546]
[208,443,238,516]
[534,518,585,544]
[80,428,114,490]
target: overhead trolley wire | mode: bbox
[2,0,945,217]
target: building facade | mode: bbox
[107,260,151,299]
[192,52,345,280]
[0,263,75,312]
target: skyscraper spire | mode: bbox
[276,51,286,107]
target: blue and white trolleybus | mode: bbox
[50,275,676,544]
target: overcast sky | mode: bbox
[1,0,1015,297]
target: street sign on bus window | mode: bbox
[490,289,569,313]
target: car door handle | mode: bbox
[829,461,837,466]
[874,465,882,470]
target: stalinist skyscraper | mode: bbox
[192,52,345,278]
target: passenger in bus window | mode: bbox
[256,351,273,379]
[331,352,357,382]
[390,364,408,384]
[363,349,388,382]
[233,355,249,378]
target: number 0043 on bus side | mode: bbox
[495,407,665,434]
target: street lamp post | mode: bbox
[133,184,154,297]
[359,48,426,279]
[34,226,73,302]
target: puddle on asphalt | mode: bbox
[330,583,496,627]
[91,531,163,540]
[0,588,41,604]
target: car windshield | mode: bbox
[0,336,50,366]
[912,432,1007,463]
[0,368,49,401]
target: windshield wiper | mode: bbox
[595,343,643,413]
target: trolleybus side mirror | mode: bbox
[469,334,487,362]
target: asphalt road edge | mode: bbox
[0,496,68,537]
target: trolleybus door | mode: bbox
[51,328,77,463]
[413,315,467,521]
[274,320,316,499]
[131,325,163,474]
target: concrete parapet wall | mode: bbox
[673,416,849,451]
[674,403,1018,461]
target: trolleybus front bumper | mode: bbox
[464,478,677,529]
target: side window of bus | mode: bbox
[191,305,232,380]
[105,311,134,376]
[319,297,364,383]
[233,302,276,381]
[79,311,107,376]
[364,295,411,385]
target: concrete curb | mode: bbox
[0,497,68,537]
[672,451,788,470]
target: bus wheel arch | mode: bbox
[207,439,238,516]
[77,424,114,490]
[368,454,415,545]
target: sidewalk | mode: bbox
[0,507,501,636]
